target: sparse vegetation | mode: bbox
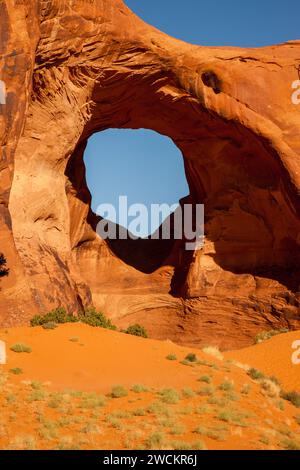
[159,388,180,404]
[81,308,116,330]
[281,390,300,408]
[217,409,249,427]
[148,401,173,417]
[145,431,165,449]
[111,385,128,398]
[198,375,212,384]
[131,384,149,393]
[171,440,206,450]
[79,392,106,409]
[30,308,78,327]
[124,324,148,338]
[10,343,32,353]
[254,328,289,344]
[219,380,234,392]
[42,322,57,330]
[30,307,117,331]
[185,353,198,363]
[182,388,196,398]
[166,354,177,361]
[197,385,215,397]
[281,438,300,450]
[247,368,265,381]
[260,378,281,398]
[194,425,226,441]
[9,367,23,375]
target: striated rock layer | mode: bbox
[1,0,300,349]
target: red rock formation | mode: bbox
[1,0,300,349]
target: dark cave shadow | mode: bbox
[95,203,186,274]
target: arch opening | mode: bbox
[83,128,189,239]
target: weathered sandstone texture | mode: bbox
[1,0,300,349]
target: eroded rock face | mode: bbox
[1,0,300,349]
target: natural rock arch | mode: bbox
[1,0,300,348]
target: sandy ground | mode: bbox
[225,331,300,391]
[0,324,299,450]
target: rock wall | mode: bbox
[1,0,300,349]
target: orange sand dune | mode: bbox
[226,331,300,392]
[1,324,208,392]
[0,325,300,450]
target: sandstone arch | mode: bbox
[1,0,300,348]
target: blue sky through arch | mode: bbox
[84,129,189,237]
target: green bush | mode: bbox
[255,328,289,344]
[9,367,23,375]
[166,354,177,361]
[281,391,300,408]
[247,368,265,381]
[30,307,78,326]
[124,324,148,338]
[42,322,57,330]
[30,307,117,331]
[10,343,32,353]
[111,385,128,398]
[185,353,198,363]
[81,308,116,330]
[159,388,180,404]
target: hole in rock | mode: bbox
[83,129,190,273]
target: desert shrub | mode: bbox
[182,388,196,398]
[295,415,300,425]
[217,409,249,427]
[10,343,32,353]
[9,368,23,375]
[42,322,57,330]
[159,388,180,405]
[133,408,147,417]
[124,324,148,338]
[131,384,149,393]
[80,308,116,330]
[111,385,128,398]
[148,401,173,417]
[185,353,198,363]
[247,368,265,381]
[219,380,234,392]
[79,392,106,409]
[281,391,300,408]
[198,375,212,384]
[166,354,177,361]
[30,307,78,326]
[197,385,215,397]
[170,424,186,436]
[194,425,225,441]
[145,431,165,449]
[260,378,281,398]
[172,440,206,450]
[28,389,47,402]
[281,438,300,450]
[255,328,289,344]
